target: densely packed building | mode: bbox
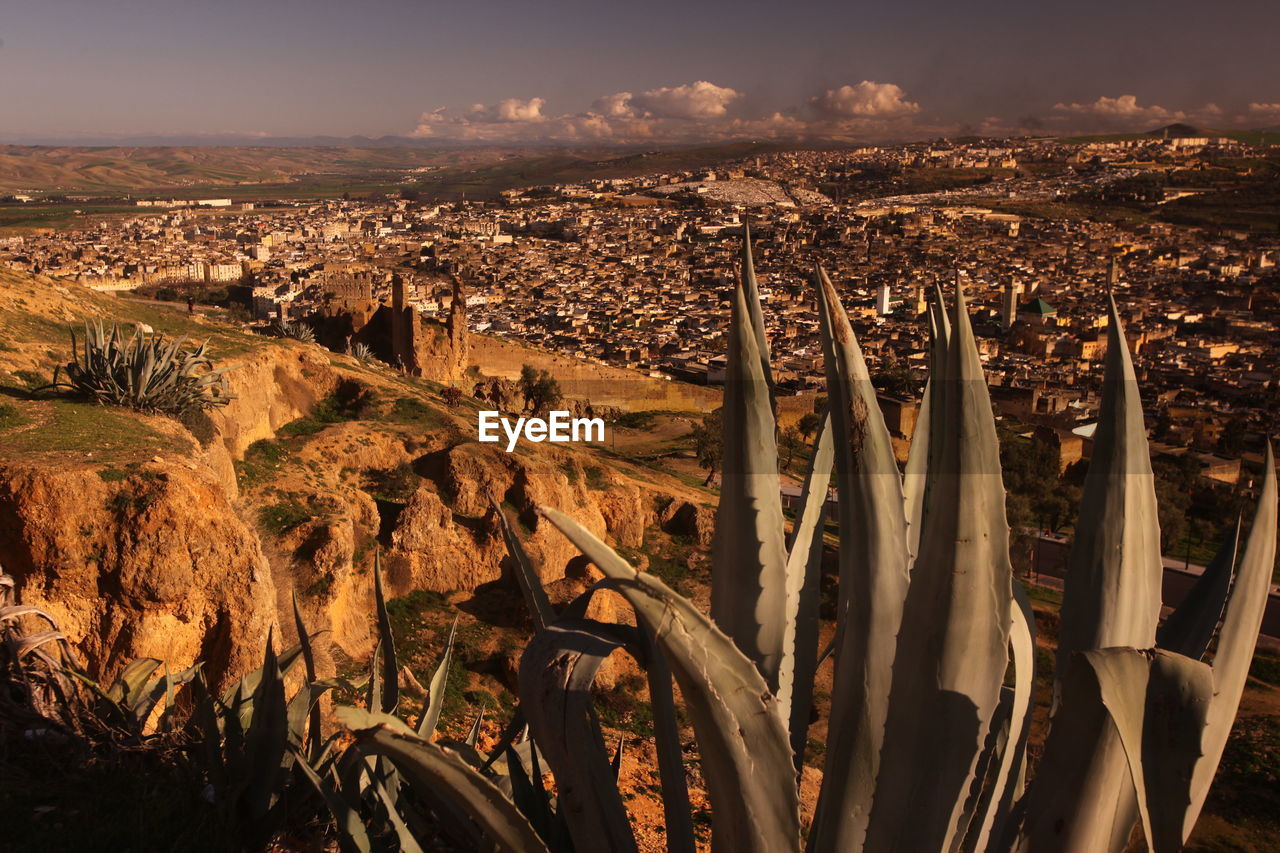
[3,137,1277,472]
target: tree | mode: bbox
[797,411,821,442]
[517,364,562,415]
[1217,417,1246,456]
[441,386,463,408]
[779,427,804,473]
[872,354,916,399]
[692,409,723,486]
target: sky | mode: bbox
[1,0,1278,145]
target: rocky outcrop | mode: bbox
[660,499,716,546]
[390,443,652,597]
[211,345,338,459]
[0,458,276,690]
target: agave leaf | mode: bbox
[1157,516,1241,659]
[14,629,66,659]
[970,580,1036,851]
[739,220,773,390]
[519,619,639,853]
[287,681,337,747]
[863,280,1012,853]
[465,701,486,748]
[291,591,324,750]
[293,749,374,853]
[809,266,912,853]
[540,506,801,853]
[611,736,625,781]
[242,629,290,831]
[134,663,202,727]
[954,686,1014,853]
[503,745,547,839]
[1023,297,1162,852]
[784,410,833,766]
[905,283,950,559]
[188,673,227,788]
[417,615,458,738]
[373,551,398,714]
[640,626,697,853]
[710,267,790,696]
[107,657,162,706]
[1085,648,1215,853]
[493,499,557,631]
[1056,296,1163,688]
[368,770,427,853]
[1185,441,1277,837]
[350,723,551,853]
[219,640,309,712]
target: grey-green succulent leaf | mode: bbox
[1157,516,1241,659]
[418,615,458,738]
[784,409,833,766]
[863,281,1012,853]
[539,505,801,853]
[1185,441,1277,837]
[373,551,398,714]
[518,619,640,853]
[710,266,790,697]
[969,581,1037,852]
[808,266,913,853]
[1083,648,1215,853]
[348,723,551,853]
[494,498,557,631]
[1055,296,1163,691]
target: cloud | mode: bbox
[595,81,742,121]
[809,82,920,118]
[1051,94,1184,124]
[1247,102,1280,119]
[466,97,546,123]
[410,79,929,144]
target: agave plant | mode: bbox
[396,230,1272,853]
[274,318,317,343]
[47,321,234,416]
[348,341,376,362]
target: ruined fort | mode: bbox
[312,271,468,381]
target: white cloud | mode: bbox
[466,97,546,123]
[410,80,929,144]
[591,92,636,118]
[809,81,920,118]
[598,81,742,120]
[1051,94,1184,123]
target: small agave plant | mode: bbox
[49,321,233,416]
[338,228,1275,853]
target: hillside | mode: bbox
[1,270,1276,851]
[0,141,801,199]
[0,268,719,681]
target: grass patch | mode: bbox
[258,495,311,534]
[0,402,25,430]
[363,463,420,503]
[0,400,180,460]
[584,465,608,490]
[279,386,371,437]
[389,396,442,430]
[236,438,289,486]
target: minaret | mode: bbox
[1001,280,1023,330]
[1108,255,1120,287]
[876,282,892,316]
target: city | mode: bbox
[1,0,1278,850]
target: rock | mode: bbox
[660,500,716,546]
[0,460,276,691]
